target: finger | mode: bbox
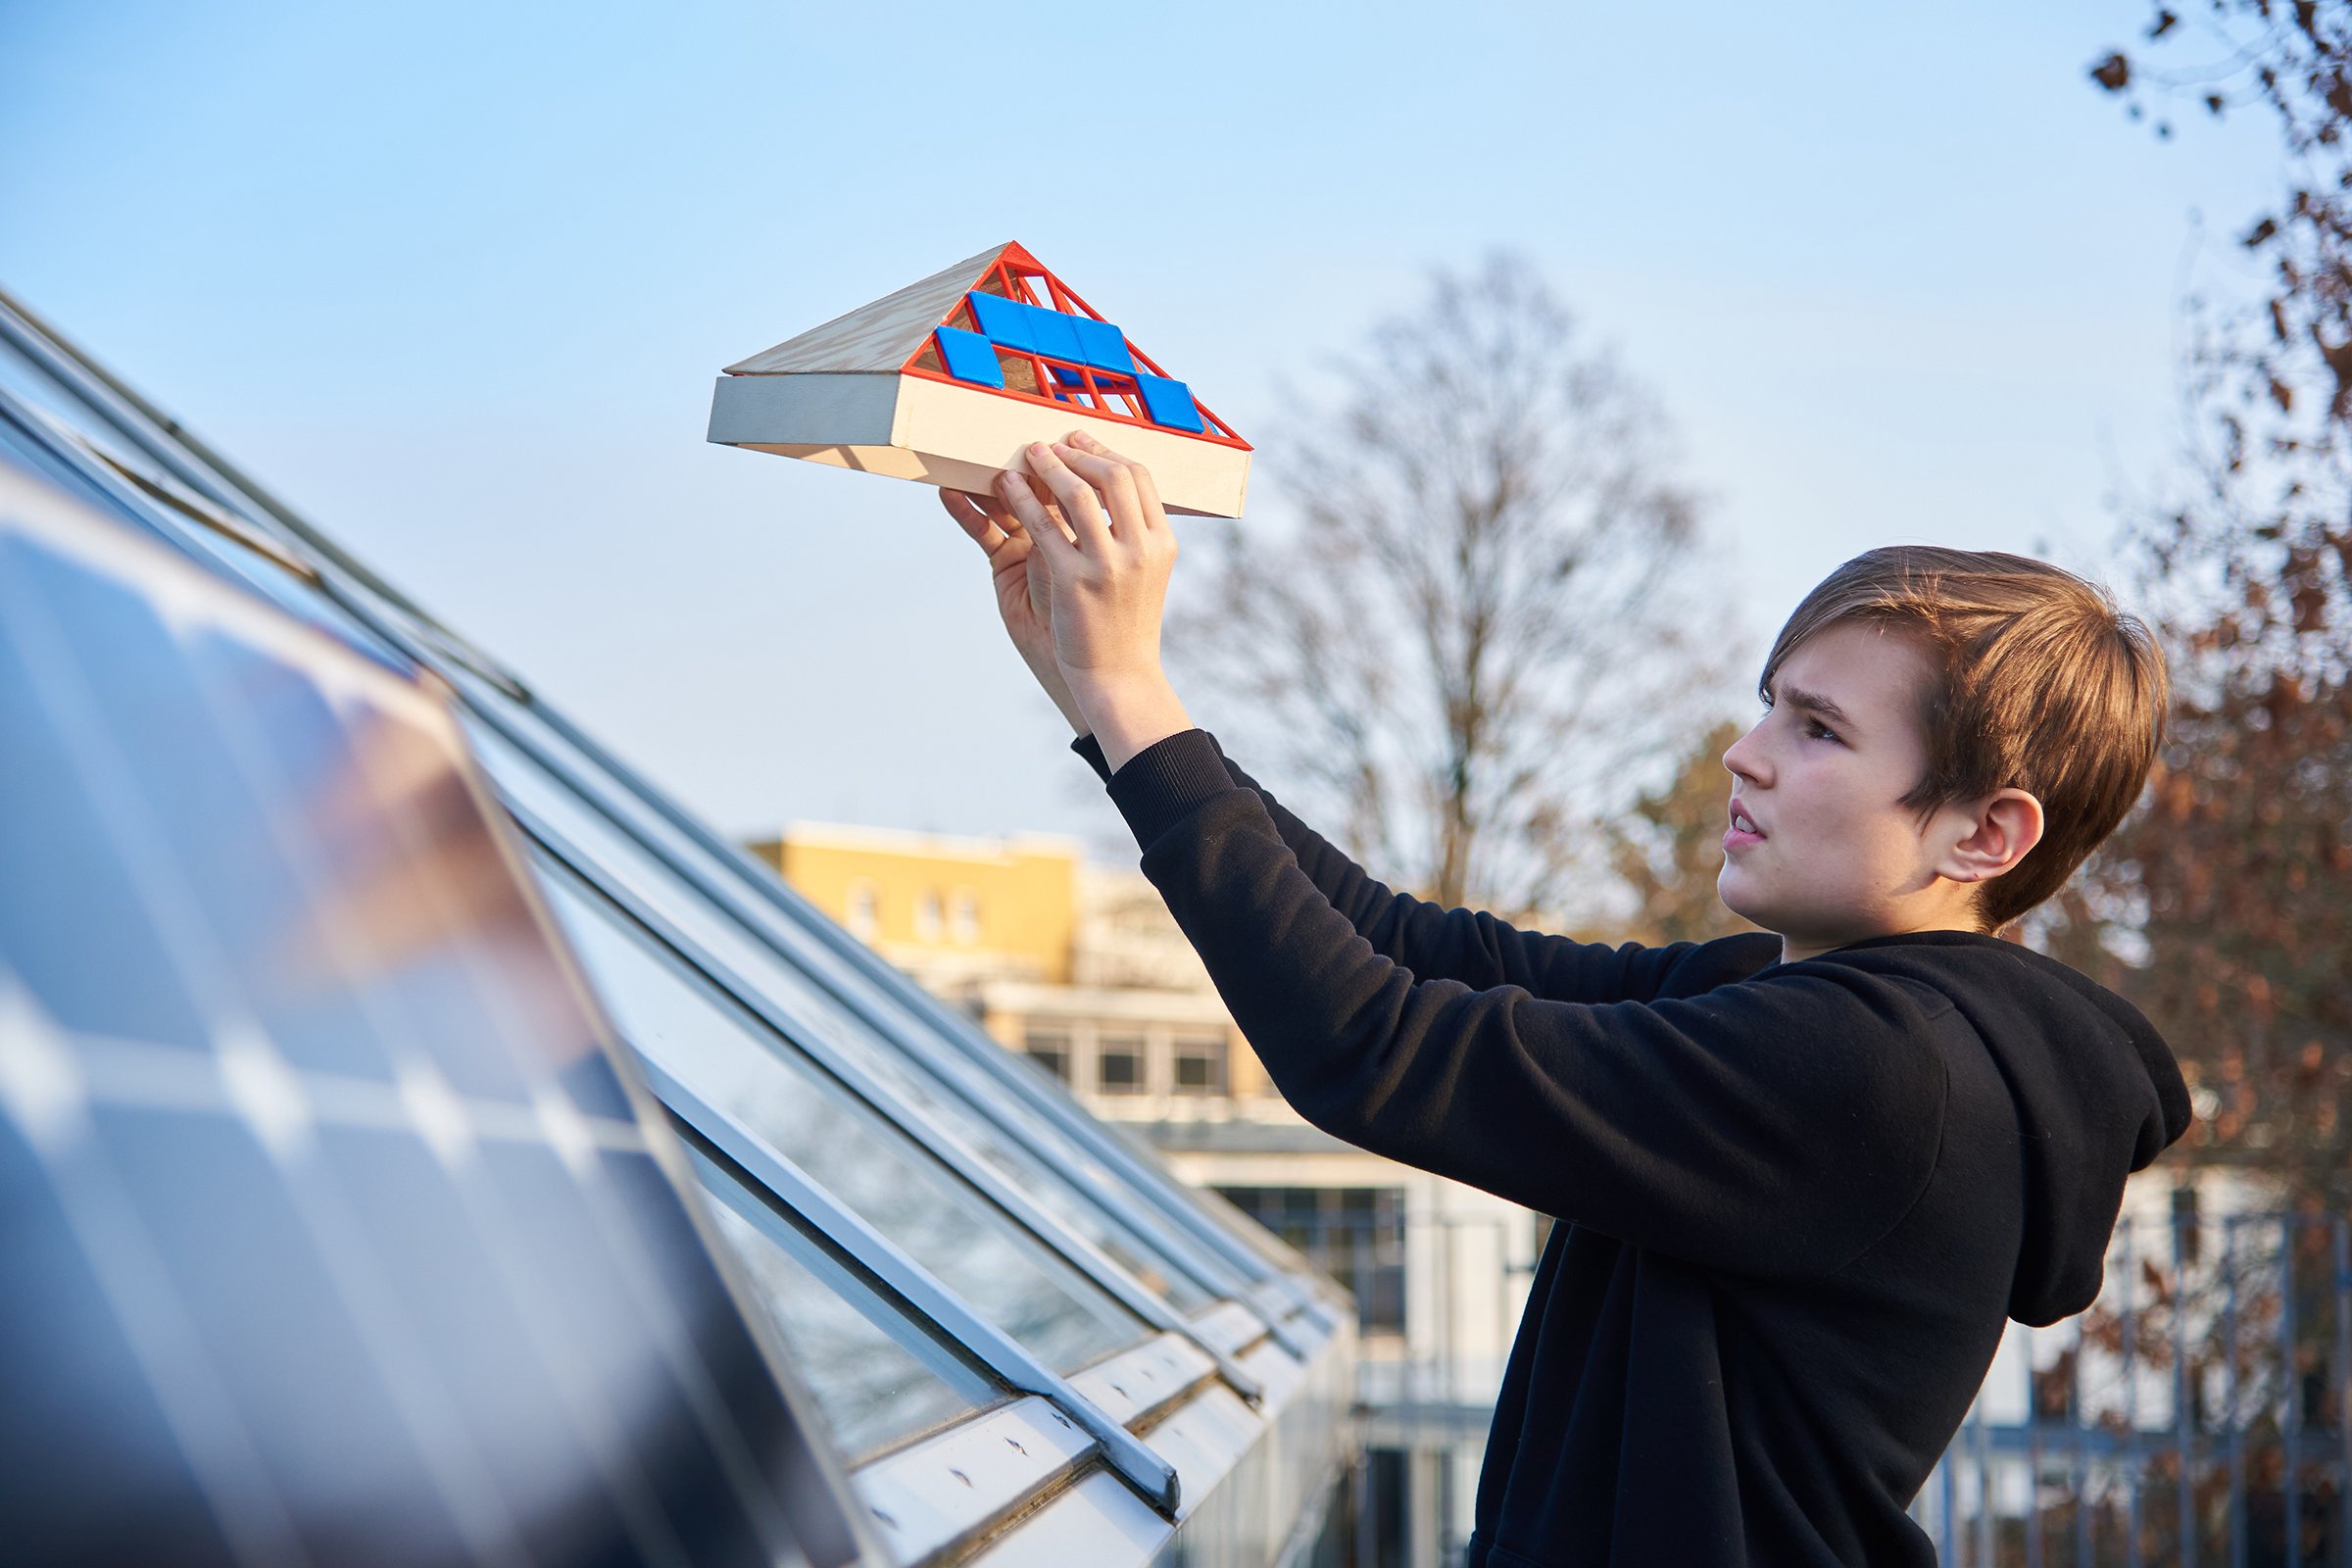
[994,465,1079,564]
[1024,441,1112,554]
[940,488,1010,555]
[995,467,1070,542]
[974,489,1040,554]
[1051,437,1144,539]
[1063,430,1166,532]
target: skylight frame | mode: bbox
[511,797,1271,1407]
[436,673,1326,1326]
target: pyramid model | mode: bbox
[710,243,1251,517]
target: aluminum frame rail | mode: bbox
[517,807,1270,1408]
[446,674,1330,1344]
[646,1061,1181,1516]
[455,701,1263,1321]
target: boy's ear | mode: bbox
[1937,788,2045,887]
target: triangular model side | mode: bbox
[902,242,1250,452]
[724,243,1012,376]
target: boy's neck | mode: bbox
[1778,920,1993,966]
[1777,882,1993,966]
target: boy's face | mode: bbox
[1717,620,1972,958]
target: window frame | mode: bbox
[518,817,1269,1406]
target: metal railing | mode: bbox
[1222,1204,1532,1568]
[1920,1208,2352,1568]
[1246,1200,2352,1568]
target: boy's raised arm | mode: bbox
[1073,731,1690,1005]
[1105,727,1950,1278]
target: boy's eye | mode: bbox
[1762,694,1840,743]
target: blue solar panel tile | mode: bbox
[965,292,1034,353]
[1025,305,1082,366]
[934,326,1005,389]
[1069,317,1136,375]
[1134,374,1206,433]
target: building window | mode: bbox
[1216,1186,1406,1332]
[951,888,980,946]
[1171,1035,1225,1095]
[1023,1031,1071,1085]
[846,880,879,942]
[1098,1034,1147,1095]
[915,889,943,942]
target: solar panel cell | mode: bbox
[1135,374,1206,434]
[1069,317,1135,375]
[935,325,1005,389]
[965,291,1035,353]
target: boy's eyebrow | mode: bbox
[1779,683,1858,731]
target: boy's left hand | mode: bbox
[991,431,1193,768]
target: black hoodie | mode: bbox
[1075,729,2191,1568]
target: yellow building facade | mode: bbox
[752,822,1082,987]
[745,821,1274,1104]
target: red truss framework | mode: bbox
[898,242,1250,452]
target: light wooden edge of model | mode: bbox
[709,371,1250,520]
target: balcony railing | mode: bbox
[1237,1200,2351,1567]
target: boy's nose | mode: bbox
[1722,722,1768,786]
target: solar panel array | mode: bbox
[0,286,1349,1568]
[0,454,852,1568]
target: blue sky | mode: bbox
[1,1,2281,858]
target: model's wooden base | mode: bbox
[709,370,1250,519]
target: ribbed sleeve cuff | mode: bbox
[1104,728,1235,848]
[1075,730,1233,779]
[1070,732,1113,784]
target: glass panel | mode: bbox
[472,717,1216,1312]
[684,1145,1000,1463]
[444,677,1272,1288]
[0,362,404,661]
[543,870,1150,1376]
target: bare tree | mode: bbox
[2061,4,2352,1204]
[1168,255,1731,919]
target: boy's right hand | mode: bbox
[940,483,1090,736]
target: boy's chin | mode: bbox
[1715,869,1774,929]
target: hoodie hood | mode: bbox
[1818,932,2192,1326]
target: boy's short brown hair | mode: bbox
[1760,547,2170,931]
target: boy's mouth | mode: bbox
[1724,800,1766,852]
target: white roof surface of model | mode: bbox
[724,243,1011,375]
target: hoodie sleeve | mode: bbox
[1104,729,1951,1278]
[1073,731,1688,1006]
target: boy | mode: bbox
[942,434,2190,1567]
